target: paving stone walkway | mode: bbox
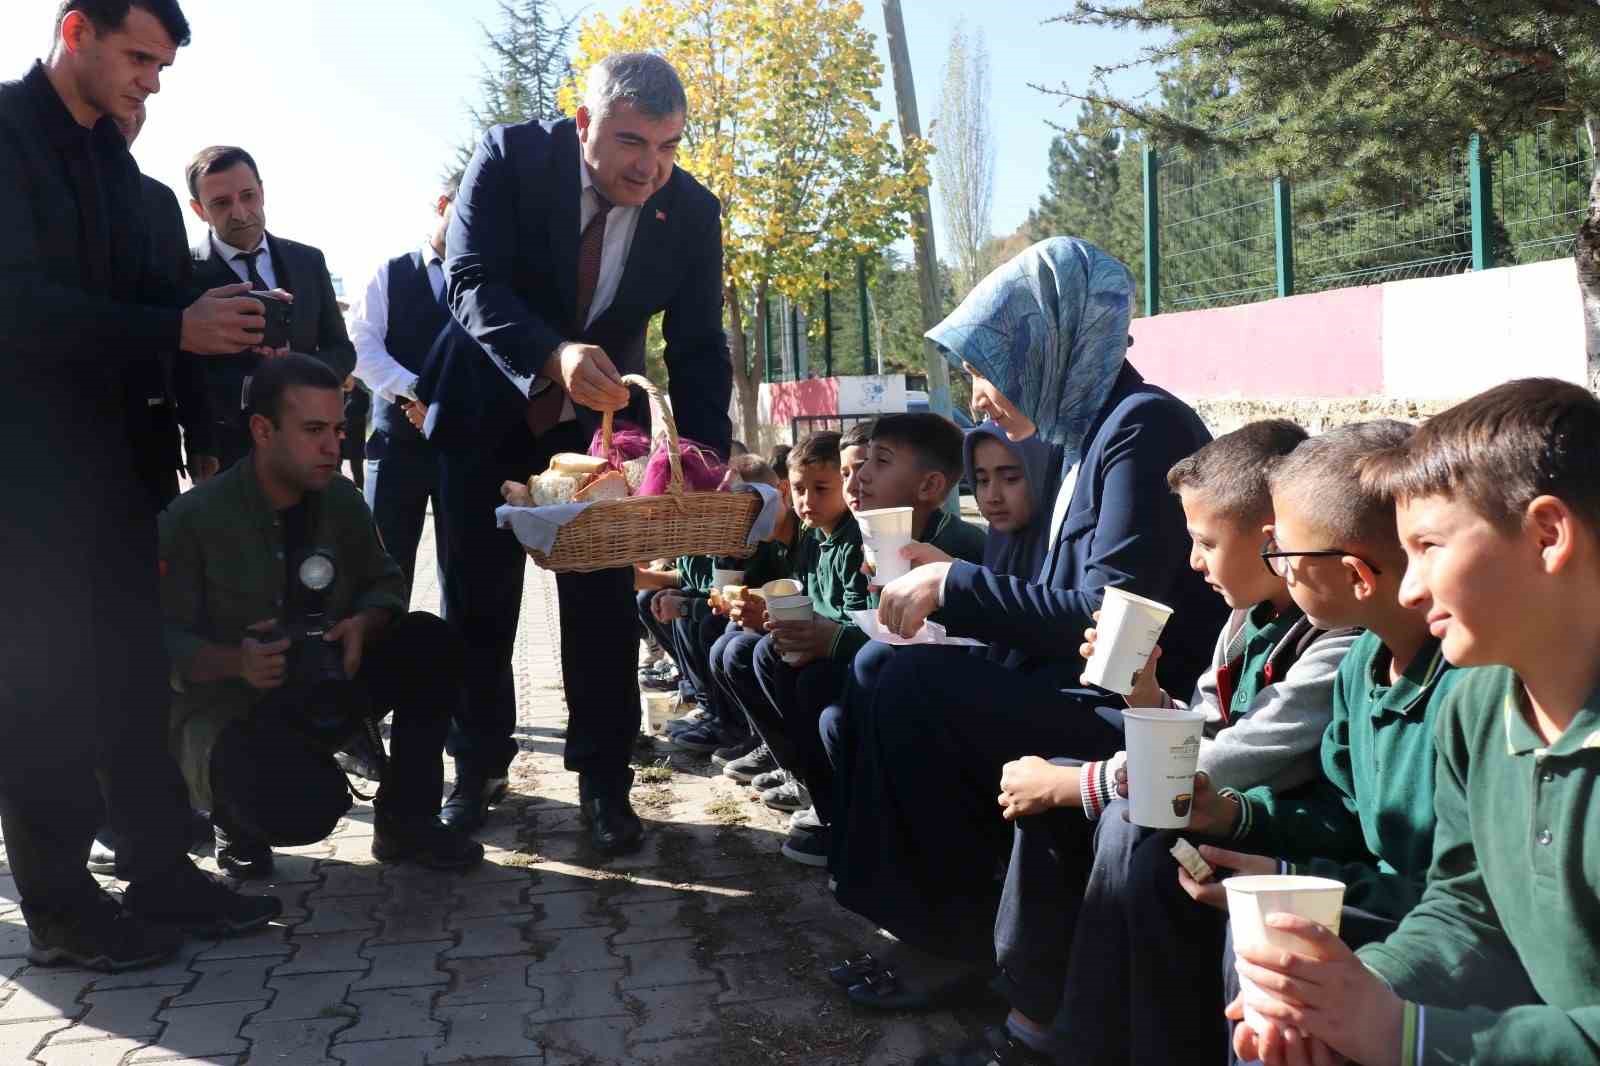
[0,517,973,1064]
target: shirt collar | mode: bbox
[919,509,950,544]
[421,241,444,269]
[1370,637,1450,718]
[215,232,269,262]
[1504,674,1600,757]
[817,510,860,545]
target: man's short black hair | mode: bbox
[247,354,343,426]
[869,412,965,483]
[187,145,261,201]
[57,0,191,48]
[790,431,842,472]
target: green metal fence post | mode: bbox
[856,256,872,374]
[1273,177,1295,298]
[1142,144,1160,316]
[822,272,834,378]
[1468,134,1496,271]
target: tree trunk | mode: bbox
[725,283,762,447]
[1580,114,1600,394]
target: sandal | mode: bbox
[827,952,886,989]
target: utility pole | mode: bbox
[881,0,953,423]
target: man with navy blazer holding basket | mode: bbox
[422,52,732,854]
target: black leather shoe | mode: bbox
[214,825,274,881]
[373,816,485,870]
[579,770,644,855]
[439,774,509,834]
[124,862,282,937]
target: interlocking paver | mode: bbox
[622,983,721,1043]
[336,988,442,1043]
[34,1034,153,1064]
[130,999,266,1060]
[351,940,451,992]
[272,932,373,977]
[437,956,538,1008]
[309,862,388,900]
[524,970,624,1023]
[530,890,607,932]
[237,1017,346,1065]
[368,900,454,945]
[442,914,532,959]
[534,1016,630,1064]
[452,881,534,920]
[0,921,30,960]
[525,926,621,976]
[169,957,285,1007]
[609,899,692,945]
[295,895,382,937]
[332,1036,443,1065]
[616,939,711,991]
[430,1003,543,1063]
[252,971,364,1023]
[0,971,93,1023]
[59,984,183,1040]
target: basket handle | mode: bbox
[600,374,684,496]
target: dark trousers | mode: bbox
[674,606,731,715]
[364,438,443,602]
[214,612,461,832]
[0,476,190,921]
[750,637,847,820]
[438,420,638,783]
[829,643,1124,962]
[711,628,764,736]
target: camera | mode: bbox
[247,292,292,351]
[258,549,367,747]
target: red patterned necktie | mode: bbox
[527,188,613,437]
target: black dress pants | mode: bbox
[364,437,443,603]
[0,472,190,922]
[750,636,847,820]
[438,420,639,783]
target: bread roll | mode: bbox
[530,472,578,506]
[573,469,629,502]
[549,453,609,477]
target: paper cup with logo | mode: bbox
[1122,707,1206,829]
[857,506,915,586]
[1225,875,1347,1035]
[712,567,746,589]
[1081,587,1174,695]
[765,593,815,665]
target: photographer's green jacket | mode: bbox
[158,458,406,808]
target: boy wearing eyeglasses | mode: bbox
[926,420,1362,1065]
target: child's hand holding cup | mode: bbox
[1081,612,1166,708]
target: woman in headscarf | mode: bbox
[824,238,1226,1009]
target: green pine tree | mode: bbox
[457,0,579,171]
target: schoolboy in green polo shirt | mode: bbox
[1232,378,1600,1066]
[856,412,989,572]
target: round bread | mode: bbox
[549,452,610,477]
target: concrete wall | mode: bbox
[760,374,909,430]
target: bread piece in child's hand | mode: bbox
[573,469,629,502]
[530,472,579,506]
[1170,837,1215,883]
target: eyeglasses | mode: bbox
[1259,536,1383,578]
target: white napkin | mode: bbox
[849,610,986,648]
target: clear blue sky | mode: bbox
[0,1,1156,291]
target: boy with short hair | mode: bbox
[840,420,874,513]
[922,419,1364,1063]
[857,412,988,565]
[1233,378,1600,1066]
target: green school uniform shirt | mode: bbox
[673,554,715,596]
[1235,633,1456,920]
[159,459,406,808]
[922,509,988,566]
[742,517,804,589]
[1226,602,1308,719]
[1358,665,1600,1066]
[790,511,872,662]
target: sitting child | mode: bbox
[912,419,1368,1060]
[856,412,989,572]
[1233,378,1600,1066]
[840,419,874,513]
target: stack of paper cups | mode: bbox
[1081,587,1175,695]
[1122,707,1207,828]
[1225,876,1347,1035]
[857,506,915,585]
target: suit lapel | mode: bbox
[598,178,676,331]
[265,234,297,296]
[547,121,582,328]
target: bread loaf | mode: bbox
[573,469,629,502]
[530,472,579,506]
[549,453,609,477]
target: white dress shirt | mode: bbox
[349,242,444,403]
[214,233,279,291]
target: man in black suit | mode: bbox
[0,0,284,972]
[426,52,732,853]
[185,144,356,470]
[115,99,214,508]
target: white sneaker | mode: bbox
[789,806,824,832]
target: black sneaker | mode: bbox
[723,743,778,784]
[26,891,183,972]
[124,861,282,937]
[710,734,759,768]
[372,816,485,871]
[214,825,274,881]
[780,824,830,868]
[87,834,118,875]
[668,721,726,754]
[334,727,386,782]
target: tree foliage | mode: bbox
[934,21,995,294]
[1026,99,1145,294]
[458,0,580,171]
[561,0,931,440]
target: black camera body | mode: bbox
[247,292,292,351]
[258,549,367,748]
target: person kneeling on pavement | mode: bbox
[159,354,483,879]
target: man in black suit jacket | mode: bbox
[426,52,732,853]
[116,100,213,507]
[0,0,284,971]
[184,144,356,470]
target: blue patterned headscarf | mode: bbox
[927,237,1134,461]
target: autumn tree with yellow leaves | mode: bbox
[560,0,931,440]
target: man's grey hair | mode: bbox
[583,52,688,120]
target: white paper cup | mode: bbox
[1122,707,1206,829]
[712,568,746,589]
[641,690,677,736]
[1081,587,1175,695]
[762,578,803,598]
[1226,875,1347,1035]
[766,594,815,664]
[857,506,915,586]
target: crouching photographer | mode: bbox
[158,354,483,879]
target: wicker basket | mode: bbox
[524,375,761,573]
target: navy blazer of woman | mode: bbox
[939,363,1227,699]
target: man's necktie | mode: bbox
[527,190,613,438]
[235,249,268,291]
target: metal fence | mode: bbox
[1144,121,1592,315]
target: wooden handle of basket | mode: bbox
[600,374,685,495]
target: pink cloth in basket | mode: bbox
[589,421,728,496]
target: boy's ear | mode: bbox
[918,469,951,504]
[1342,555,1381,602]
[1527,494,1579,575]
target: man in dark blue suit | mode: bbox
[423,53,732,854]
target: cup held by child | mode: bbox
[1081,587,1174,695]
[1122,707,1206,829]
[765,592,815,664]
[857,506,915,586]
[1224,875,1347,1036]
